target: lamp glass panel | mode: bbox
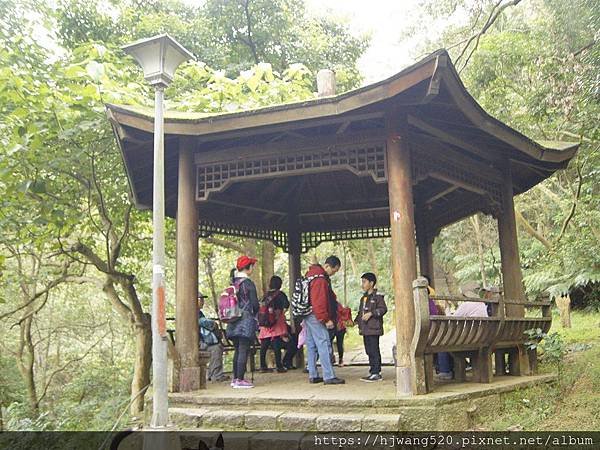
[163,45,189,79]
[131,41,162,77]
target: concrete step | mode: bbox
[169,407,405,432]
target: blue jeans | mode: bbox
[304,313,336,380]
[437,352,452,374]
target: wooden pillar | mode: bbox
[175,137,201,391]
[287,226,304,366]
[416,226,435,288]
[497,161,525,317]
[288,233,302,297]
[387,125,418,396]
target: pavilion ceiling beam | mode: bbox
[189,111,386,146]
[289,177,308,210]
[408,114,501,164]
[509,157,563,174]
[425,185,459,205]
[204,199,286,217]
[411,133,504,182]
[427,171,487,197]
[275,178,306,215]
[194,129,384,165]
[336,121,351,135]
[303,178,324,224]
[300,206,389,218]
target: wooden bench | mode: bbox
[412,277,552,394]
[166,317,262,376]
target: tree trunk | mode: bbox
[556,295,572,329]
[515,210,551,249]
[16,315,39,413]
[17,326,40,414]
[204,253,219,314]
[261,241,275,294]
[243,239,262,293]
[471,215,487,288]
[367,241,378,273]
[347,249,358,278]
[130,312,152,416]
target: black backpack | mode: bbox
[290,274,323,318]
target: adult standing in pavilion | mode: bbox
[226,255,260,389]
[304,256,345,385]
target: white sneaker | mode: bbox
[233,379,254,389]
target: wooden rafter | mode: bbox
[425,185,459,205]
[427,171,487,197]
[408,114,500,163]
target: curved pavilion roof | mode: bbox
[106,49,578,251]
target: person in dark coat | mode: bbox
[258,275,290,373]
[198,294,229,383]
[226,255,259,389]
[354,272,387,382]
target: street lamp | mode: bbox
[122,34,193,428]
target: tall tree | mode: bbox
[55,0,370,92]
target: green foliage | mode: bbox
[0,0,371,431]
[526,328,567,384]
[477,311,600,431]
[54,0,369,92]
[400,0,600,302]
[167,61,315,112]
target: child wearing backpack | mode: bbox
[258,275,290,373]
[222,255,259,389]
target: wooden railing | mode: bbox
[412,277,552,394]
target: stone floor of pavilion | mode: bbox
[168,365,555,432]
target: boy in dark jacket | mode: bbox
[354,272,387,382]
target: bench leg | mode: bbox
[413,354,429,394]
[495,350,507,376]
[425,354,435,393]
[528,347,538,374]
[473,347,493,383]
[452,353,467,382]
[508,345,532,376]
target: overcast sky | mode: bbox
[306,0,427,84]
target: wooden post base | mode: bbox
[452,353,467,382]
[396,366,413,396]
[472,347,493,383]
[179,367,202,392]
[508,345,532,376]
[424,354,434,393]
[494,351,507,376]
[168,350,209,392]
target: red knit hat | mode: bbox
[236,255,257,270]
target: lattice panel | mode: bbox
[302,227,390,252]
[198,221,392,253]
[198,221,288,250]
[412,148,503,207]
[197,143,387,201]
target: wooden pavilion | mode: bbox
[106,49,578,397]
